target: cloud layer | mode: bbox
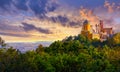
[0,0,120,42]
[22,22,52,34]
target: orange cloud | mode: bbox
[104,0,120,13]
[104,0,114,13]
[79,7,99,25]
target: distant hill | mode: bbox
[6,41,53,52]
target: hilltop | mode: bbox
[0,33,120,72]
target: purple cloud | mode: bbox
[22,22,53,34]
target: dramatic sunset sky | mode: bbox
[0,0,120,42]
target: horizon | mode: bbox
[0,0,120,42]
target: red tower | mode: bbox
[100,20,104,32]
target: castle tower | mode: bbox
[81,20,92,39]
[82,20,91,31]
[100,20,104,32]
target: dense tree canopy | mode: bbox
[107,33,120,46]
[0,33,120,72]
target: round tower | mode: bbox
[81,20,92,39]
[83,20,91,31]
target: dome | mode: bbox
[83,20,89,25]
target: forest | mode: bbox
[0,33,120,72]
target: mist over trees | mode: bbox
[0,33,120,72]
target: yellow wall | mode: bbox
[83,24,91,31]
[81,31,92,39]
[81,22,92,39]
[92,34,100,39]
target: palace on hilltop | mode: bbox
[81,20,114,41]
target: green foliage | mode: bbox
[91,39,101,47]
[36,44,45,54]
[1,33,120,72]
[107,33,120,46]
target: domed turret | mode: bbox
[83,20,89,25]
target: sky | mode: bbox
[0,0,120,42]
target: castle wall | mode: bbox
[92,34,100,40]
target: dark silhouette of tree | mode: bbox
[0,37,6,47]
